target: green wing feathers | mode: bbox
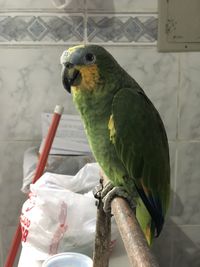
[110,88,170,244]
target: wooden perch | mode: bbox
[93,173,159,267]
[112,197,159,267]
[93,196,111,267]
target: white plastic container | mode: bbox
[42,252,93,267]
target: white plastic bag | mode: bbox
[22,146,94,193]
[20,163,101,260]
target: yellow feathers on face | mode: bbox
[75,64,100,91]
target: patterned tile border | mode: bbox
[0,13,84,44]
[87,14,158,44]
[0,13,158,45]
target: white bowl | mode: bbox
[42,252,93,267]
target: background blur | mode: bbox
[0,1,200,266]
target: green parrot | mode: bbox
[60,45,170,245]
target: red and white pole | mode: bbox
[4,105,64,267]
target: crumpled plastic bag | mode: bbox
[22,146,94,193]
[20,163,117,260]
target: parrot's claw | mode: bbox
[101,181,114,198]
[93,180,136,212]
[93,183,103,200]
[93,179,104,208]
[102,182,136,213]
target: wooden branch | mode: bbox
[93,195,111,267]
[112,197,159,267]
[103,174,159,267]
[93,173,159,267]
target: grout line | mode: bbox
[175,225,200,227]
[0,43,157,48]
[84,0,87,11]
[86,12,158,16]
[0,11,85,15]
[0,9,85,13]
[0,43,83,48]
[86,11,158,15]
[172,53,181,235]
[83,0,87,45]
[172,142,178,213]
[170,229,174,267]
[173,139,200,143]
[0,140,41,143]
[1,139,200,143]
[0,11,157,16]
[176,53,181,141]
[0,228,3,267]
[81,42,157,46]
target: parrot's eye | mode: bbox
[84,53,96,65]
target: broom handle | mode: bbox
[32,105,64,183]
[4,105,64,267]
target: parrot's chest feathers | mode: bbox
[72,89,127,184]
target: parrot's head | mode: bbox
[60,45,119,93]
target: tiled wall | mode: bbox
[0,1,200,266]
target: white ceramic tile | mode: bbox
[152,226,173,267]
[174,142,200,225]
[0,47,77,141]
[86,0,157,12]
[171,226,200,267]
[0,141,38,226]
[105,46,178,140]
[153,225,200,267]
[179,53,200,140]
[0,46,178,141]
[0,0,84,10]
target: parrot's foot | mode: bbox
[93,180,103,208]
[102,182,136,213]
[93,179,136,213]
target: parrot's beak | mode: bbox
[61,65,80,93]
[61,50,82,94]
